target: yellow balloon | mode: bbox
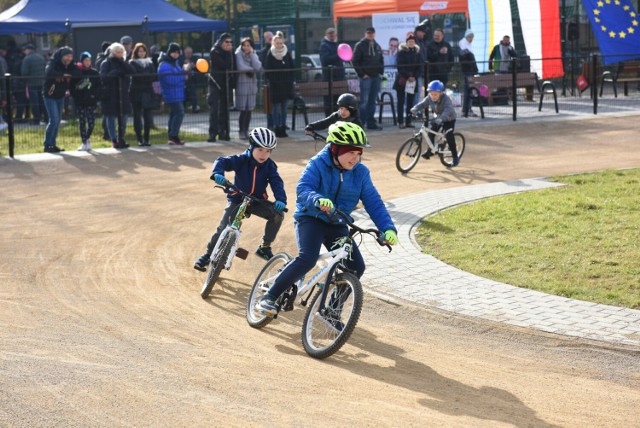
[196,58,209,73]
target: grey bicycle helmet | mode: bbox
[248,127,277,150]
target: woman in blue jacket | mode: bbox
[257,121,398,316]
[158,43,187,145]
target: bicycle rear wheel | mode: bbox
[200,233,235,299]
[395,135,423,174]
[301,272,363,359]
[438,132,466,167]
[246,252,293,328]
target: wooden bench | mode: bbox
[468,72,558,117]
[600,60,640,98]
[291,79,397,129]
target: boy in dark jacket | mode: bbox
[194,127,288,271]
[304,93,361,136]
[72,52,101,151]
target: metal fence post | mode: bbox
[511,58,517,121]
[4,73,15,158]
[592,54,598,115]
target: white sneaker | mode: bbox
[85,139,92,150]
[78,142,88,151]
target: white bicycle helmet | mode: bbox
[249,127,277,150]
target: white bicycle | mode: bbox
[395,116,466,173]
[245,210,392,359]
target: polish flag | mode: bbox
[517,0,564,78]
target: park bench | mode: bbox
[599,60,640,98]
[468,72,558,118]
[291,79,396,129]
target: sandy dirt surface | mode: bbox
[1,116,639,426]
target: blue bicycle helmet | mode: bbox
[427,80,445,92]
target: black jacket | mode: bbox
[263,49,295,103]
[100,56,135,116]
[305,111,361,132]
[394,43,422,91]
[319,38,345,81]
[129,58,156,103]
[43,49,80,99]
[208,40,235,94]
[352,37,384,78]
[71,65,101,106]
[426,39,454,78]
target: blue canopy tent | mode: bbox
[0,0,227,34]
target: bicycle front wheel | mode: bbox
[246,252,293,328]
[395,135,422,174]
[438,132,466,167]
[301,272,363,359]
[201,233,235,299]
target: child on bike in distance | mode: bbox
[257,121,398,316]
[304,93,361,136]
[410,79,459,167]
[194,127,287,271]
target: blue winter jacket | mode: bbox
[294,146,396,233]
[157,53,186,103]
[211,149,287,205]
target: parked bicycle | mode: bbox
[200,179,287,299]
[245,209,392,359]
[395,114,466,173]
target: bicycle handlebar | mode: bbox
[308,131,327,142]
[330,209,393,252]
[215,179,289,213]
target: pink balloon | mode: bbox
[337,43,353,61]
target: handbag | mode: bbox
[142,91,161,110]
[576,74,589,92]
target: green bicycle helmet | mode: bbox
[326,121,370,148]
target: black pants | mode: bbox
[208,88,229,139]
[429,120,457,159]
[396,90,415,125]
[132,100,153,143]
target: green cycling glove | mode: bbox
[316,198,334,212]
[384,230,398,245]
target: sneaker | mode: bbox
[468,111,478,118]
[86,139,92,150]
[255,246,274,260]
[421,150,432,160]
[193,253,210,272]
[367,124,383,131]
[256,295,278,317]
[111,140,119,148]
[207,136,217,143]
[78,142,88,151]
[44,146,64,153]
[142,141,151,147]
[398,123,406,129]
[449,158,460,167]
[168,137,185,146]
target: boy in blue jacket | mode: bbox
[194,127,287,271]
[257,121,398,316]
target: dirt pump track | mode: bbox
[1,116,639,426]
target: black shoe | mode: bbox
[44,146,64,153]
[117,141,129,149]
[207,136,216,143]
[367,124,383,131]
[421,150,432,160]
[218,134,230,141]
[193,253,210,272]
[255,246,274,260]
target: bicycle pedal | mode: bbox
[235,247,249,259]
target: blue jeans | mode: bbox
[271,101,288,128]
[266,216,365,299]
[167,102,184,138]
[358,76,381,128]
[43,96,64,147]
[106,115,129,142]
[462,74,472,116]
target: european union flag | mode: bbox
[582,0,640,64]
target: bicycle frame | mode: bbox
[417,124,450,155]
[211,194,252,271]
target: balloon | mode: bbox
[196,58,209,73]
[337,43,353,62]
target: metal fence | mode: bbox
[2,54,640,157]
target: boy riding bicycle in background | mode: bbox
[304,93,361,135]
[257,121,398,316]
[410,80,459,167]
[194,127,288,271]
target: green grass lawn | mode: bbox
[3,120,208,156]
[415,169,640,309]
